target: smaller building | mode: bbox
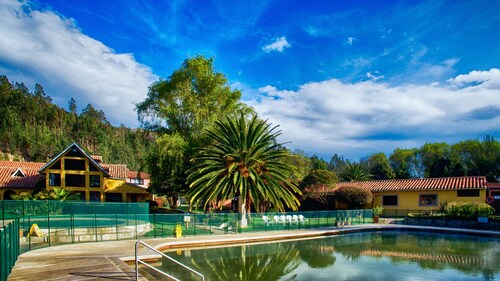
[336,176,488,210]
[1,143,150,202]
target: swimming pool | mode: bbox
[160,231,500,280]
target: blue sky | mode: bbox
[0,0,499,160]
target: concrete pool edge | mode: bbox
[8,224,500,280]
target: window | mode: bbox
[89,162,99,172]
[90,192,101,202]
[49,173,61,186]
[90,175,101,187]
[130,178,144,185]
[105,193,122,202]
[419,194,438,206]
[65,174,86,187]
[382,195,398,206]
[50,160,61,170]
[457,190,480,197]
[64,159,85,171]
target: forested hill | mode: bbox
[0,75,152,170]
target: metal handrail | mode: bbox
[135,240,205,281]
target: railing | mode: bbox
[0,219,20,281]
[11,209,373,253]
[135,240,204,281]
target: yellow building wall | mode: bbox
[104,178,150,202]
[372,189,487,210]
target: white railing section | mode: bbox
[135,241,205,281]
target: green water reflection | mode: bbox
[161,231,500,281]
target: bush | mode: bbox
[334,186,372,209]
[445,202,494,219]
[299,170,338,191]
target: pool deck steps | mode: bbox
[8,224,500,280]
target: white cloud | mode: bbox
[0,0,157,126]
[246,69,500,159]
[345,36,357,46]
[262,36,291,53]
[448,68,500,89]
[366,71,384,81]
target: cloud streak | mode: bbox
[262,36,291,53]
[0,0,157,126]
[248,68,500,159]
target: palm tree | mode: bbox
[187,115,301,227]
[340,163,373,182]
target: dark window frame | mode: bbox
[382,195,398,206]
[89,175,101,188]
[419,194,438,206]
[65,174,86,187]
[457,190,480,197]
[49,173,61,186]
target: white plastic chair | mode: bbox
[298,214,308,224]
[292,215,299,224]
[286,215,293,225]
[262,215,270,226]
[273,215,280,224]
[279,215,286,225]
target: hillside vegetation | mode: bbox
[0,75,151,170]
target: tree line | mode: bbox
[0,75,151,170]
[287,136,500,183]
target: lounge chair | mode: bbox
[262,215,271,226]
[298,215,308,224]
[279,215,287,225]
[273,215,280,224]
[292,215,299,224]
[286,215,293,225]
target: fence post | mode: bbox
[153,214,157,238]
[94,213,98,242]
[135,213,138,239]
[47,208,51,247]
[116,214,119,241]
[28,215,31,251]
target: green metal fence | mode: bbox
[1,219,20,281]
[1,201,149,221]
[16,209,373,253]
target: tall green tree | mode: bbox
[147,133,188,208]
[136,55,251,139]
[364,153,395,180]
[389,148,423,179]
[187,115,301,226]
[136,56,253,204]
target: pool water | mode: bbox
[162,231,500,281]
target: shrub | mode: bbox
[334,186,373,209]
[445,202,494,219]
[299,170,338,191]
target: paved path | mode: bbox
[8,224,500,281]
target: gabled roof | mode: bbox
[336,176,487,192]
[0,162,45,188]
[38,143,110,177]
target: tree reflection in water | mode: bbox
[155,232,499,281]
[161,242,300,281]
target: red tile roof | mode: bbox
[101,164,128,179]
[127,171,150,180]
[336,176,487,192]
[0,161,45,188]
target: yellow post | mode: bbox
[175,223,182,238]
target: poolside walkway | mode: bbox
[8,224,500,281]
